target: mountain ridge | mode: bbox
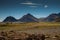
[44,13,60,22]
[3,13,38,22]
[3,12,60,22]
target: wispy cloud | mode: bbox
[29,6,38,7]
[20,1,41,5]
[20,1,48,8]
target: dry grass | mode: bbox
[0,22,60,31]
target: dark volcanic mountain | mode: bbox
[18,13,38,22]
[3,16,17,22]
[44,13,60,22]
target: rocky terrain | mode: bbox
[0,30,60,40]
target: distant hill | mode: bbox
[18,13,38,22]
[3,16,17,22]
[41,13,60,22]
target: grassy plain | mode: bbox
[0,22,60,31]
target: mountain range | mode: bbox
[3,13,38,22]
[3,13,60,22]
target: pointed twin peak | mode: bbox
[19,13,38,22]
[25,13,33,16]
[3,16,17,22]
[22,13,34,18]
[3,13,38,22]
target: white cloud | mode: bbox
[20,1,48,8]
[44,5,48,8]
[29,6,38,7]
[20,1,41,5]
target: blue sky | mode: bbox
[0,0,60,22]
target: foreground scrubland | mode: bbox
[0,22,60,40]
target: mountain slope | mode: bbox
[55,17,60,22]
[18,13,38,22]
[44,13,60,22]
[3,16,17,22]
